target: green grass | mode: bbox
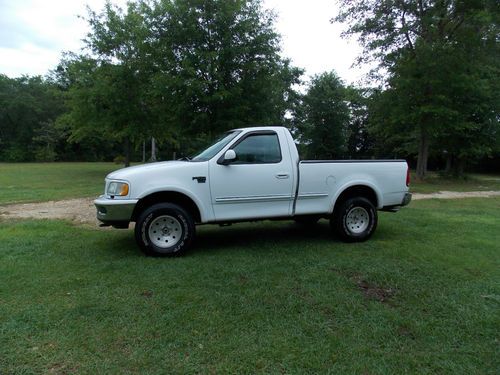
[1,198,499,374]
[0,162,122,204]
[410,171,500,194]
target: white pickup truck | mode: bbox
[95,126,411,256]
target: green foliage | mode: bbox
[33,147,57,162]
[0,75,65,161]
[344,87,374,158]
[294,72,349,159]
[1,145,27,162]
[60,0,302,162]
[0,74,123,162]
[335,0,500,177]
[113,155,126,164]
[1,0,497,171]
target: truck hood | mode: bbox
[106,161,190,181]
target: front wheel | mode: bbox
[135,203,195,257]
[331,197,377,242]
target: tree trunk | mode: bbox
[151,137,157,162]
[172,151,177,160]
[416,126,429,180]
[124,137,131,167]
[444,154,452,174]
[456,158,466,177]
[142,140,146,163]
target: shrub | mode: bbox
[1,146,29,162]
[34,147,57,162]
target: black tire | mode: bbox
[294,215,321,226]
[331,197,377,242]
[134,203,195,257]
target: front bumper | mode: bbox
[94,195,138,223]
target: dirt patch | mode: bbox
[329,268,396,304]
[0,198,100,227]
[397,324,416,340]
[412,190,500,200]
[356,279,395,304]
[141,290,153,298]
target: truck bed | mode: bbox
[294,159,409,215]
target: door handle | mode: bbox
[275,173,290,179]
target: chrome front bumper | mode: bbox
[94,195,138,223]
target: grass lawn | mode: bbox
[1,198,499,374]
[410,171,500,194]
[0,162,124,205]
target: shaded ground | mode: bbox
[1,190,500,226]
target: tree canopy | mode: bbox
[293,72,349,159]
[0,0,498,176]
[335,0,500,178]
[55,0,302,165]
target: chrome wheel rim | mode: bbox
[346,207,369,234]
[148,215,182,248]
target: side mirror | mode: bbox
[222,149,236,165]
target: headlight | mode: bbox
[107,181,129,196]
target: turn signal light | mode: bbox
[120,183,129,196]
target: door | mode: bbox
[209,131,294,221]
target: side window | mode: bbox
[232,133,282,164]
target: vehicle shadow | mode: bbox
[193,220,337,254]
[105,219,401,258]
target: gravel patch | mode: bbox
[412,190,500,200]
[0,198,100,227]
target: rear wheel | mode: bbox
[135,203,195,257]
[331,197,377,242]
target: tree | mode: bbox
[60,0,302,164]
[344,87,374,159]
[293,72,349,159]
[147,0,302,155]
[59,1,155,167]
[334,0,499,178]
[0,75,65,161]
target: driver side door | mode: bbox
[208,130,294,221]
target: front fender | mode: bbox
[137,186,211,223]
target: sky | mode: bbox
[0,0,368,84]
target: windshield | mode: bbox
[191,131,241,161]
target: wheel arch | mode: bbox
[331,183,381,214]
[132,190,202,223]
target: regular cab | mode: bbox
[95,126,412,256]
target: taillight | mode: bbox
[406,166,411,187]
